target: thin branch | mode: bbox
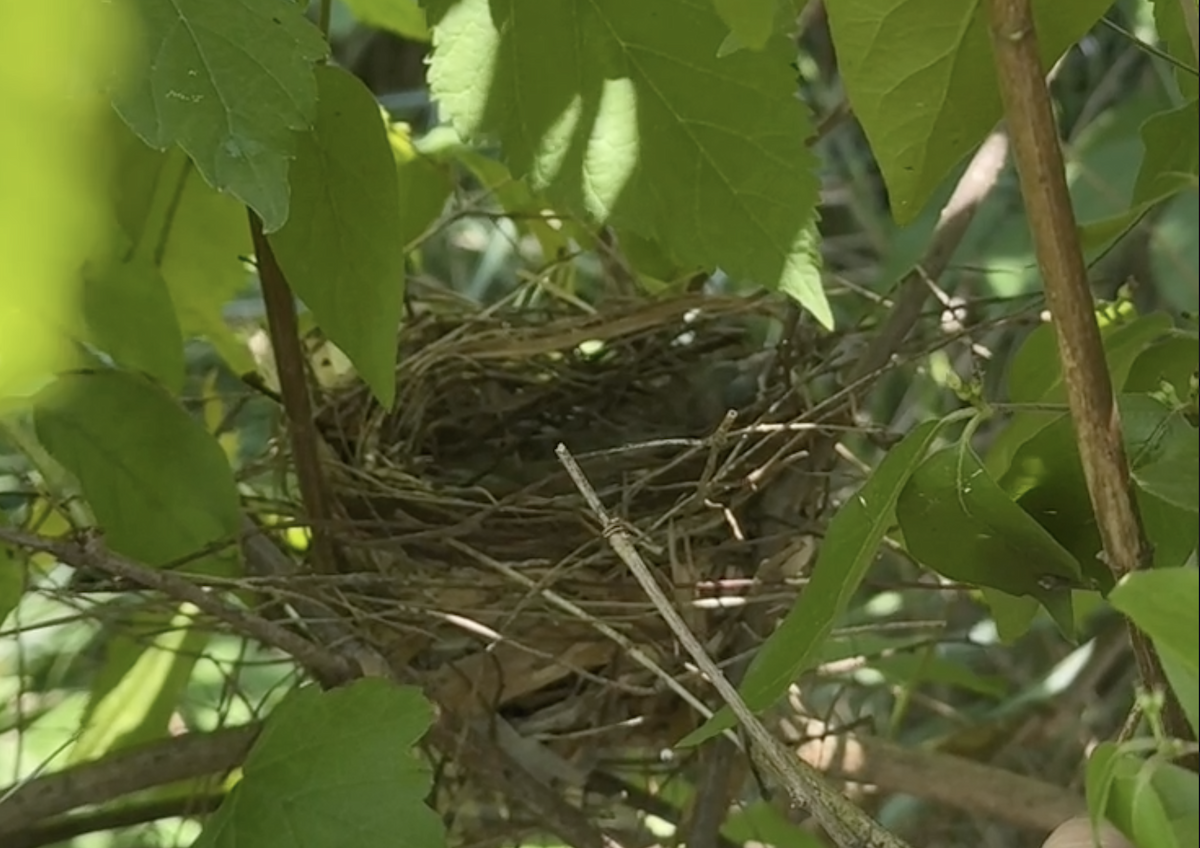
[554,444,912,848]
[986,0,1194,755]
[248,211,339,575]
[0,528,357,687]
[0,725,259,837]
[6,793,226,848]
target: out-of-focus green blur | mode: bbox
[0,2,134,404]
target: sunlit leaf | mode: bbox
[427,0,828,325]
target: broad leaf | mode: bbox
[33,370,241,569]
[1109,569,1199,680]
[269,66,405,408]
[193,681,443,848]
[82,256,185,392]
[1124,331,1200,397]
[113,0,329,231]
[898,442,1084,634]
[682,418,946,745]
[427,0,829,326]
[824,0,1112,223]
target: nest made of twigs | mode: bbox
[310,291,839,825]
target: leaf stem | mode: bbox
[317,0,333,39]
[986,0,1196,762]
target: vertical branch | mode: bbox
[248,212,337,575]
[986,0,1194,753]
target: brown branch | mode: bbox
[0,528,357,687]
[5,793,226,848]
[0,725,259,837]
[248,211,338,575]
[986,0,1194,757]
[797,732,1086,834]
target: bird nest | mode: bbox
[313,290,840,827]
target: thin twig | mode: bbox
[248,212,338,575]
[0,528,357,687]
[987,0,1194,757]
[555,444,912,848]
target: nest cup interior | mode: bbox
[310,291,834,749]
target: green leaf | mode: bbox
[1159,649,1200,738]
[1121,392,1199,515]
[986,311,1174,479]
[269,66,404,408]
[1152,0,1199,101]
[427,0,829,326]
[0,0,126,402]
[82,257,185,392]
[1124,331,1200,397]
[33,370,241,569]
[681,418,947,745]
[194,680,443,848]
[342,0,430,41]
[1109,569,1199,680]
[113,135,256,375]
[70,604,206,763]
[712,0,777,51]
[1133,100,1200,207]
[388,123,454,249]
[113,0,329,231]
[825,0,1112,223]
[897,442,1084,634]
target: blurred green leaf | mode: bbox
[33,370,240,569]
[1152,0,1199,100]
[0,0,130,402]
[1110,569,1199,679]
[869,654,1009,699]
[269,66,405,408]
[0,535,26,626]
[1159,650,1199,738]
[70,604,206,763]
[427,0,828,326]
[824,0,1110,223]
[193,680,442,848]
[898,442,1083,635]
[82,257,185,392]
[342,0,429,41]
[389,123,454,249]
[114,0,328,231]
[683,418,947,745]
[1134,100,1199,207]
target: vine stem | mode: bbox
[986,0,1195,759]
[555,443,913,848]
[247,212,339,576]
